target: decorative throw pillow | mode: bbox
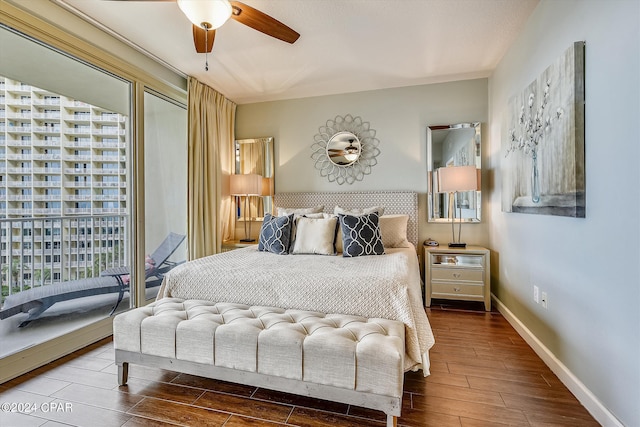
[338,212,385,257]
[379,215,410,248]
[333,206,384,253]
[258,213,294,255]
[291,216,339,255]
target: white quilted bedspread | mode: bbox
[157,244,435,373]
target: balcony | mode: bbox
[32,139,61,146]
[64,195,92,201]
[93,168,126,175]
[5,98,32,106]
[5,139,33,147]
[64,181,92,188]
[93,142,126,149]
[6,154,33,161]
[7,167,32,174]
[32,98,61,106]
[0,213,128,304]
[64,208,92,214]
[6,112,32,119]
[32,126,61,135]
[32,167,62,174]
[93,195,126,201]
[32,208,62,215]
[93,181,124,188]
[6,182,33,188]
[32,195,62,201]
[6,195,33,201]
[64,127,91,135]
[93,155,126,162]
[64,155,92,161]
[32,112,61,120]
[92,115,125,123]
[94,128,126,136]
[31,153,62,160]
[6,126,32,134]
[33,181,62,188]
[64,167,92,174]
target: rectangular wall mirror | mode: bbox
[427,123,481,222]
[234,137,274,219]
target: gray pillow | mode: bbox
[258,214,294,255]
[338,212,385,257]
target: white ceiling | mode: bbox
[59,0,539,104]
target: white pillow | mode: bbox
[275,208,327,248]
[291,216,338,255]
[277,205,324,216]
[379,215,410,248]
[334,205,385,216]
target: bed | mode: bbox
[156,191,435,373]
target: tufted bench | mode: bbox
[113,298,405,426]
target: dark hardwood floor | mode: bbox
[0,302,600,426]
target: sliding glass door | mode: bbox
[0,16,187,382]
[142,91,187,302]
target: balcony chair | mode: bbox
[0,232,185,328]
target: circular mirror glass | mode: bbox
[326,131,361,166]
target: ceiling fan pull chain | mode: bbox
[205,28,209,71]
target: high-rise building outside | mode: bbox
[0,75,128,297]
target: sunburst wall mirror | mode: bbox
[311,114,380,185]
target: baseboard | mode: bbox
[492,295,623,427]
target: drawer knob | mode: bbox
[453,273,461,278]
[454,287,461,292]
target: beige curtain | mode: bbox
[187,77,236,259]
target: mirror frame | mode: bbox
[427,123,481,223]
[234,137,274,219]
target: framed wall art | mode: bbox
[502,41,585,217]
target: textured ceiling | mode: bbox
[59,0,539,104]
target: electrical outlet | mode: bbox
[541,291,548,309]
[533,285,540,303]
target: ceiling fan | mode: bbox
[110,0,300,68]
[328,140,360,162]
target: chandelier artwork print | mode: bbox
[311,114,380,185]
[502,41,585,218]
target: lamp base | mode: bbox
[239,238,256,243]
[448,242,467,248]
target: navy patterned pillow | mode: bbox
[258,213,294,255]
[338,212,385,257]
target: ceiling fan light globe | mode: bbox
[177,0,232,30]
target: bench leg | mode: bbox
[117,362,129,386]
[387,414,397,427]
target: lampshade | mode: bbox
[177,0,233,30]
[261,177,274,196]
[230,173,262,196]
[437,165,478,193]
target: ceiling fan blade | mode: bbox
[192,25,215,53]
[229,1,300,44]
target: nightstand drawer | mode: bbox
[432,282,484,296]
[431,268,484,283]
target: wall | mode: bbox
[236,79,489,246]
[488,1,639,426]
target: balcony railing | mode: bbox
[0,214,127,305]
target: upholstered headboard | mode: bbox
[274,191,419,248]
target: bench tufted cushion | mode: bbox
[114,298,405,398]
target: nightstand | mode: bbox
[221,240,256,252]
[424,245,491,311]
